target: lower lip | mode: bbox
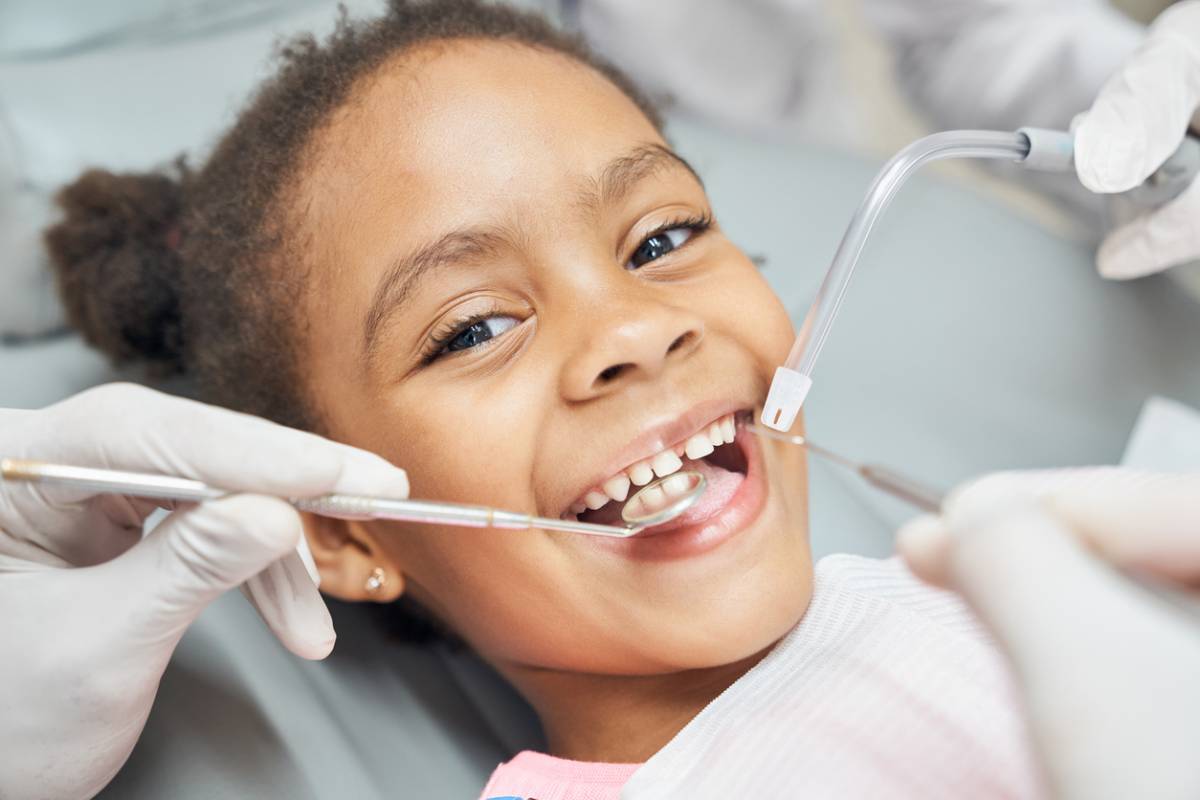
[602,428,767,561]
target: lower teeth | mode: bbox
[573,422,748,524]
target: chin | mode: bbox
[681,541,812,668]
[618,490,813,673]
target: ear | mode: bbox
[302,514,405,603]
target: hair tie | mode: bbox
[164,225,183,252]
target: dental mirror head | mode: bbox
[620,470,707,528]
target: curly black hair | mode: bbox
[44,0,662,642]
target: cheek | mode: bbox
[375,521,559,625]
[707,254,796,367]
[368,378,545,505]
[341,371,573,625]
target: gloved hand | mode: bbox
[0,383,409,800]
[898,468,1200,800]
[1074,0,1200,279]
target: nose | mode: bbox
[559,296,705,401]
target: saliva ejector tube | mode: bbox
[761,127,1200,432]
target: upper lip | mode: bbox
[560,397,751,515]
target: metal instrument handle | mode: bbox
[4,458,636,538]
[858,464,944,513]
[292,494,500,526]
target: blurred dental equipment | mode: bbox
[0,458,706,538]
[746,424,942,513]
[762,129,1200,433]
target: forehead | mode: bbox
[299,40,665,243]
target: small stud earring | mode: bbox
[365,567,387,594]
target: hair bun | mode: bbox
[45,166,189,373]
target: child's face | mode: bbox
[297,41,810,675]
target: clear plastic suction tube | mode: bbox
[762,129,1050,432]
[789,131,1033,376]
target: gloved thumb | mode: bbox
[1073,1,1200,193]
[1095,177,1200,278]
[898,468,1200,587]
[1040,470,1200,586]
[106,494,333,653]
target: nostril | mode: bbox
[597,364,629,383]
[667,332,694,354]
[590,329,699,389]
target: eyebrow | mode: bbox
[577,143,704,213]
[361,143,703,362]
[362,227,504,361]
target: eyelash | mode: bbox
[633,212,713,266]
[420,213,713,365]
[421,304,507,366]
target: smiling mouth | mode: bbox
[563,410,751,528]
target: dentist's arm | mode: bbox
[0,383,409,800]
[865,0,1200,279]
[860,0,1142,135]
[859,0,1138,231]
[898,469,1200,800]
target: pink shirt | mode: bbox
[479,751,638,800]
[479,555,1039,800]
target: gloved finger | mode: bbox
[895,513,953,589]
[25,384,408,500]
[239,550,334,659]
[902,468,1200,587]
[104,494,333,653]
[0,500,140,569]
[52,494,154,566]
[1074,3,1200,193]
[1043,471,1200,587]
[1096,175,1200,278]
[909,502,1200,800]
[898,467,1114,586]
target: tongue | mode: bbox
[579,458,746,528]
[659,457,744,527]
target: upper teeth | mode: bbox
[567,413,737,517]
[603,473,631,502]
[651,450,683,478]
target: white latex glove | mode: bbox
[898,468,1200,800]
[1074,1,1200,279]
[0,383,409,800]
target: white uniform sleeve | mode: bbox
[575,0,858,141]
[578,0,1148,228]
[860,0,1144,132]
[860,0,1146,225]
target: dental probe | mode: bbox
[0,458,640,539]
[742,430,1200,618]
[745,425,943,513]
[762,130,1200,432]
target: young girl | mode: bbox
[47,1,1038,796]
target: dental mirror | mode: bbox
[620,470,707,528]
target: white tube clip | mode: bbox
[761,367,812,432]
